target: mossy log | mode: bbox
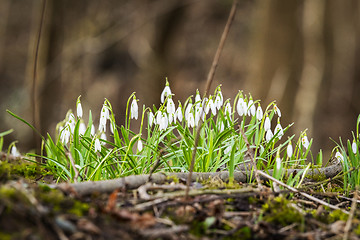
[57,163,342,196]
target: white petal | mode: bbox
[265,129,273,142]
[335,152,344,162]
[225,102,231,117]
[276,157,281,171]
[256,105,263,120]
[77,102,83,118]
[302,136,310,149]
[137,140,143,152]
[94,138,101,152]
[274,104,281,117]
[175,107,183,122]
[352,141,357,154]
[11,146,20,157]
[148,112,154,126]
[185,103,193,121]
[130,99,138,120]
[167,98,176,114]
[264,117,271,131]
[161,86,172,103]
[275,123,284,139]
[287,144,293,158]
[237,98,245,116]
[79,122,86,135]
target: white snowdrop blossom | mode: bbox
[11,146,20,157]
[110,121,115,134]
[137,139,143,152]
[225,102,232,117]
[274,104,281,117]
[264,116,271,131]
[68,113,76,133]
[202,98,208,114]
[99,103,109,132]
[159,112,168,130]
[219,121,225,132]
[352,141,357,154]
[265,129,273,142]
[130,97,139,120]
[91,124,95,136]
[100,132,107,143]
[287,143,293,158]
[215,90,223,110]
[335,151,344,162]
[302,135,310,149]
[167,98,176,115]
[94,138,101,152]
[208,98,217,115]
[168,113,175,125]
[155,112,162,125]
[60,126,71,145]
[274,121,284,139]
[195,90,201,104]
[175,106,183,122]
[256,105,263,121]
[194,106,202,127]
[76,97,83,118]
[247,99,256,116]
[185,103,193,122]
[160,84,172,103]
[187,113,195,128]
[236,98,247,116]
[79,122,86,135]
[148,111,154,126]
[275,157,281,171]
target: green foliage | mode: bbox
[8,81,322,183]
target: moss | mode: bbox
[223,226,252,240]
[262,196,303,228]
[354,224,360,235]
[0,158,48,181]
[67,201,90,217]
[328,209,348,222]
[0,232,12,240]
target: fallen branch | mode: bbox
[57,163,342,196]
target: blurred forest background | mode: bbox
[1,0,360,160]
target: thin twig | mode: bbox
[256,170,349,214]
[32,0,47,157]
[185,0,238,199]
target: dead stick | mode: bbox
[185,0,238,199]
[256,170,349,214]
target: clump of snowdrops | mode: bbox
[22,79,319,184]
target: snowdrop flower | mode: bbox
[79,121,86,135]
[287,143,293,158]
[160,81,172,103]
[185,103,193,121]
[274,104,281,117]
[148,111,154,126]
[215,90,223,110]
[265,129,273,142]
[352,141,357,154]
[168,113,175,125]
[110,121,115,134]
[159,112,168,130]
[275,157,281,171]
[274,120,284,139]
[225,101,232,117]
[302,135,310,149]
[68,113,76,133]
[208,98,217,115]
[194,106,202,127]
[60,126,71,145]
[247,99,256,116]
[11,146,20,157]
[91,124,95,136]
[167,98,176,115]
[137,139,143,152]
[94,138,101,152]
[99,102,109,132]
[236,97,247,117]
[195,90,201,104]
[202,98,208,114]
[175,105,183,122]
[76,96,83,118]
[264,116,271,131]
[187,113,195,128]
[100,132,107,143]
[130,97,139,120]
[256,104,263,121]
[335,151,344,162]
[219,121,225,132]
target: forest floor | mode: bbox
[1,154,360,240]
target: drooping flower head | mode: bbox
[352,140,357,154]
[94,138,101,152]
[265,129,273,142]
[287,142,293,158]
[130,96,139,120]
[274,104,281,117]
[302,135,310,149]
[247,99,256,116]
[160,79,172,103]
[236,97,247,117]
[256,104,263,121]
[99,101,109,132]
[167,97,176,115]
[148,111,154,127]
[225,101,232,117]
[175,103,183,122]
[76,95,83,119]
[274,119,284,139]
[264,116,271,131]
[215,89,223,110]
